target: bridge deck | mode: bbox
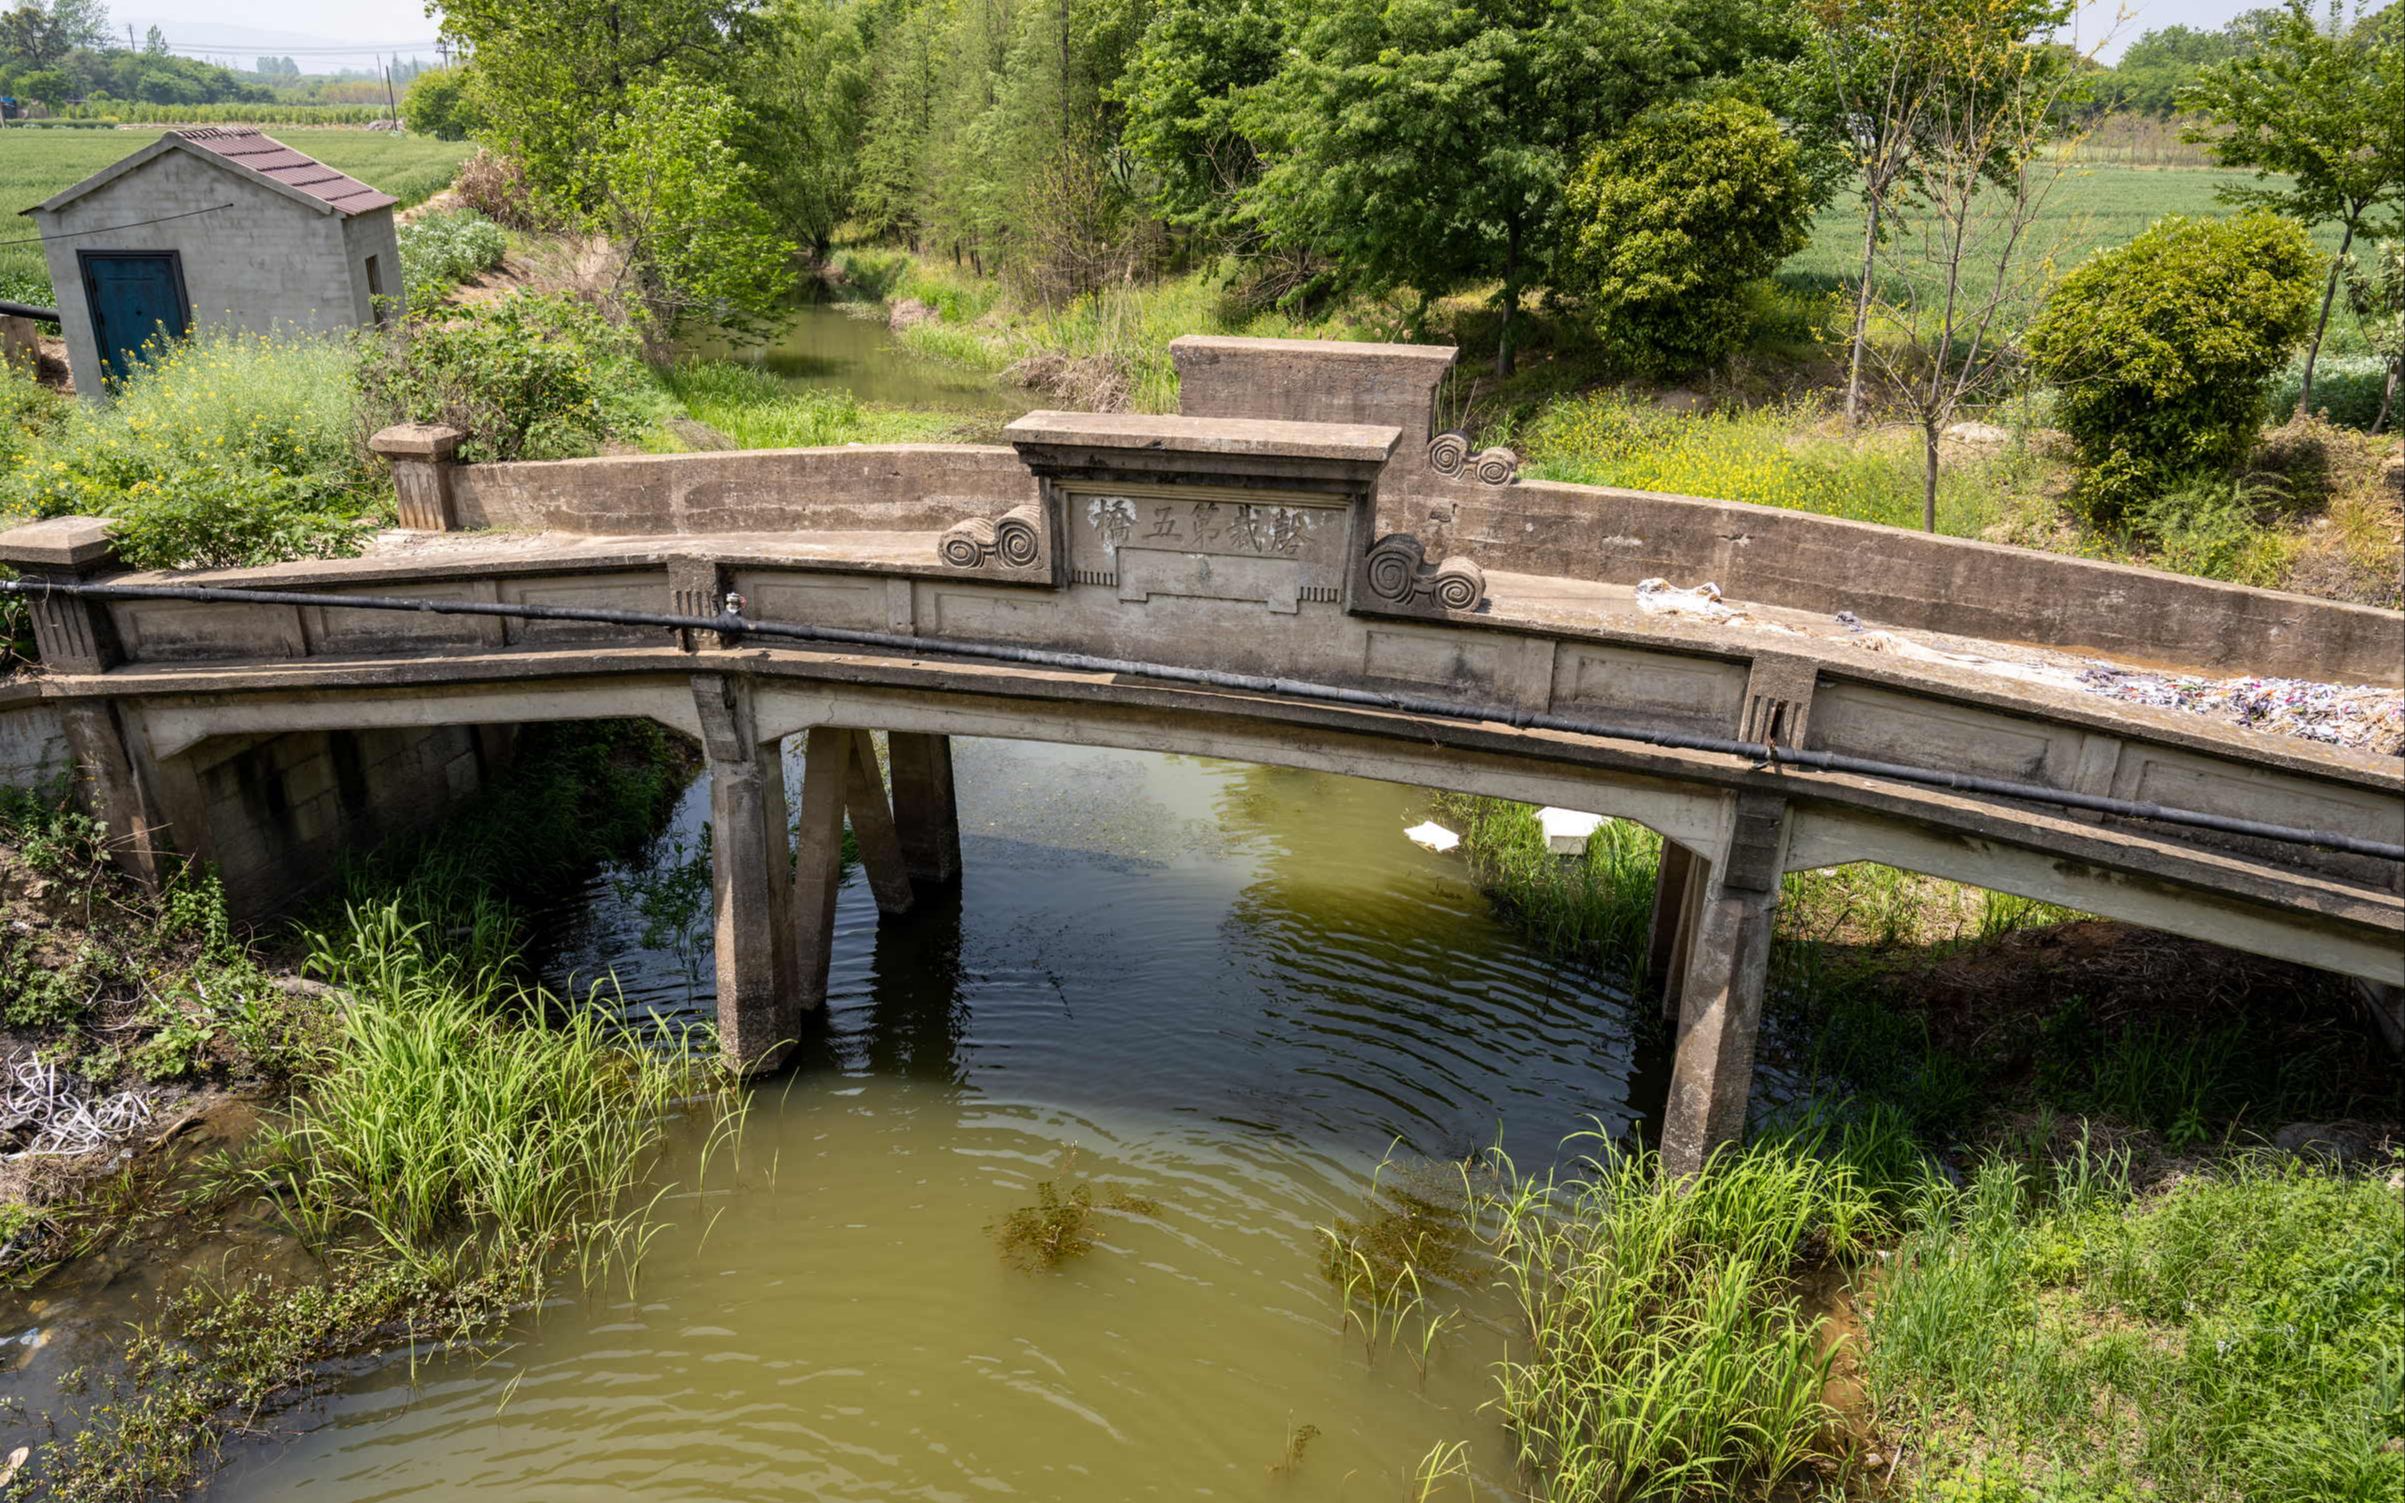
[132,525,2405,783]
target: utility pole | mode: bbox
[383,56,400,125]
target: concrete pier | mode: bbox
[1660,795,1788,1176]
[840,729,916,917]
[887,731,962,888]
[695,675,800,1071]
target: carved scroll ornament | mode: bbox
[1427,430,1518,486]
[1364,533,1485,612]
[938,504,1044,570]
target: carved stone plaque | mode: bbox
[1064,488,1350,614]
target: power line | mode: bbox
[0,203,235,250]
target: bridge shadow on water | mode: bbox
[546,734,1673,1168]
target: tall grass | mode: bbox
[652,358,971,448]
[1432,795,1663,993]
[1478,1134,1887,1501]
[1518,389,2046,537]
[246,891,733,1285]
[30,722,715,1499]
[1870,1152,2405,1503]
[0,327,383,569]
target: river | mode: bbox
[681,298,1029,415]
[192,740,1658,1500]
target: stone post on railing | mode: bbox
[0,515,125,675]
[0,515,174,886]
[370,423,466,532]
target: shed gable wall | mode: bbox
[35,148,361,396]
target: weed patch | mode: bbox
[0,329,383,570]
[1870,1152,2405,1503]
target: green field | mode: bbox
[1782,163,2336,290]
[0,128,471,304]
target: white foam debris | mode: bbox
[1404,821,1461,853]
[2,1050,152,1160]
[1537,807,1610,854]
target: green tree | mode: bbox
[2180,0,2405,418]
[574,76,796,331]
[1119,0,1293,243]
[1240,0,1718,376]
[434,0,757,202]
[851,0,943,249]
[400,64,482,141]
[1800,0,2079,428]
[2027,212,2317,518]
[1562,97,1811,373]
[2108,23,2241,115]
[0,4,69,67]
[736,0,869,261]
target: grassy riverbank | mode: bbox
[1391,795,2405,1503]
[1,722,740,1500]
[818,242,2401,608]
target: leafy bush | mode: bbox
[396,208,508,313]
[0,264,55,311]
[2028,213,2317,520]
[2128,473,2301,586]
[1562,98,1813,375]
[357,292,654,463]
[0,329,382,569]
[2268,353,2390,431]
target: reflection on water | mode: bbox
[201,740,1656,1500]
[681,300,1027,414]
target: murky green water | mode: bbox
[684,299,1026,414]
[173,740,1656,1499]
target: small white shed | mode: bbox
[21,126,401,399]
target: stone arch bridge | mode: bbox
[3,337,2398,1173]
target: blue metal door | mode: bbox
[78,251,191,387]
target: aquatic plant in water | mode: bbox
[1319,1158,1479,1376]
[989,1153,1159,1271]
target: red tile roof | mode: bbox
[171,126,398,216]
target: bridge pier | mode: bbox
[695,675,801,1072]
[840,730,916,917]
[886,732,962,888]
[1659,794,1788,1177]
[1645,840,1705,1022]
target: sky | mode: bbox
[116,0,2313,66]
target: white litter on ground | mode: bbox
[1537,807,1609,854]
[1633,577,1736,621]
[1,1050,152,1159]
[1404,821,1461,853]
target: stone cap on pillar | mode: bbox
[368,423,465,461]
[0,515,119,571]
[1169,336,1455,496]
[1003,409,1400,495]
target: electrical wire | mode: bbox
[0,202,236,249]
